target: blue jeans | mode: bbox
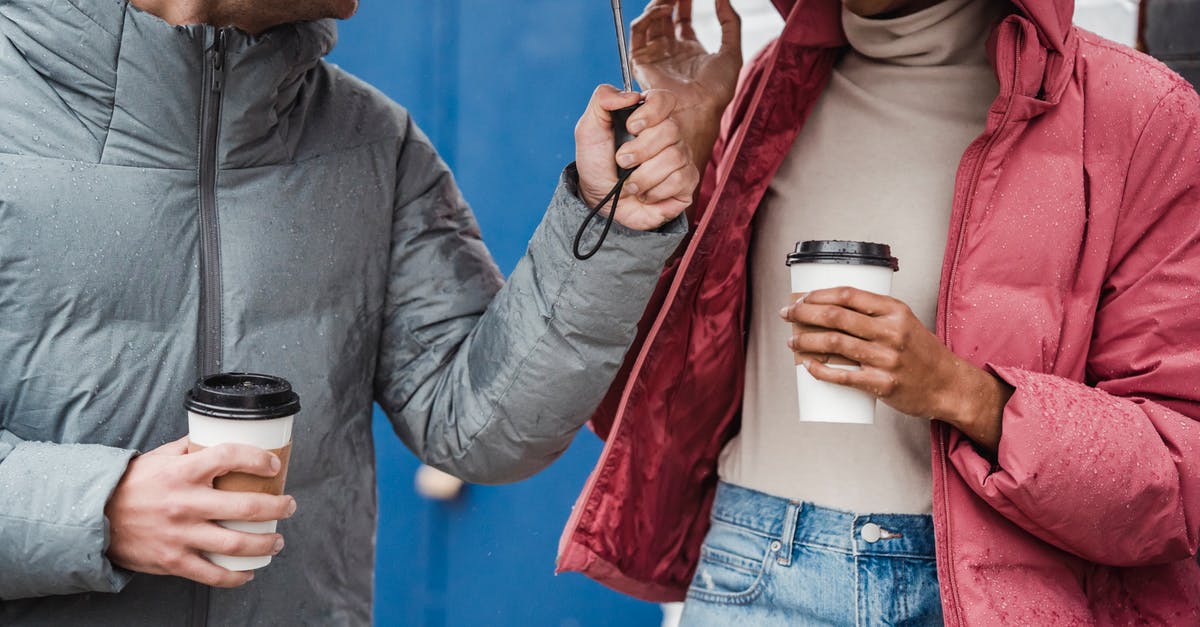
[680,482,943,626]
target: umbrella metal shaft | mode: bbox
[611,0,634,92]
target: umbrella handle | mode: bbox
[611,102,643,178]
[573,101,644,261]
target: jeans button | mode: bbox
[861,522,882,543]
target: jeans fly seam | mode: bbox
[853,515,862,627]
[777,502,800,566]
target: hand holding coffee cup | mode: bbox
[781,245,1013,450]
[783,241,898,424]
[186,373,300,571]
[104,436,296,588]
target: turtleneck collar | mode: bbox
[841,0,1004,66]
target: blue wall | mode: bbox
[327,2,658,626]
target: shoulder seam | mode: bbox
[1115,82,1191,234]
[1075,28,1192,92]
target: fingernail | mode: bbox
[796,292,808,303]
[624,182,640,195]
[286,498,297,517]
[628,119,647,133]
[273,537,285,554]
[246,572,255,582]
[787,338,795,349]
[801,359,811,370]
[269,455,281,474]
[779,306,789,318]
[617,153,636,167]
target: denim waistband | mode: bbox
[711,482,937,559]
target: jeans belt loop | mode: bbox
[777,501,801,566]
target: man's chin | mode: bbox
[332,0,358,20]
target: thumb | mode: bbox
[576,84,643,148]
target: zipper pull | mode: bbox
[210,28,227,93]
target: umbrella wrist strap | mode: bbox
[572,171,632,261]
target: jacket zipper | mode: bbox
[933,21,1024,627]
[558,38,801,569]
[191,25,228,627]
[197,27,226,378]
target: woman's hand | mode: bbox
[781,287,1013,451]
[631,0,743,173]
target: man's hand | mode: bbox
[575,86,699,231]
[781,288,1014,451]
[105,437,296,587]
[631,0,742,171]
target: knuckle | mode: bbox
[880,376,899,396]
[163,498,191,522]
[219,534,248,555]
[836,287,854,302]
[666,147,688,170]
[161,550,187,573]
[211,444,237,466]
[207,572,236,588]
[163,465,190,488]
[232,499,261,521]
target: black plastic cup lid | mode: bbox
[786,240,899,271]
[185,373,300,421]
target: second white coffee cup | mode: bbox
[186,373,300,571]
[787,240,898,424]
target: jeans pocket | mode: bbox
[686,520,774,605]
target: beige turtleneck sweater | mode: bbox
[718,0,1006,514]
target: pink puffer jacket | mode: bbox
[557,0,1200,623]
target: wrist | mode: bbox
[677,101,727,168]
[939,362,1011,452]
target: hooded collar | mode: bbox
[4,0,338,168]
[769,0,1076,106]
[770,0,1073,52]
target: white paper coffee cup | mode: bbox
[185,373,300,571]
[787,241,898,424]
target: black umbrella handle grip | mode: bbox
[611,102,643,178]
[571,101,644,261]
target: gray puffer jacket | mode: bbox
[0,1,683,624]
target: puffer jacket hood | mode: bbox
[559,0,1200,624]
[0,0,686,623]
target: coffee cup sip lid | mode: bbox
[185,373,301,420]
[786,240,899,271]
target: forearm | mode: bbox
[379,168,685,484]
[0,430,136,599]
